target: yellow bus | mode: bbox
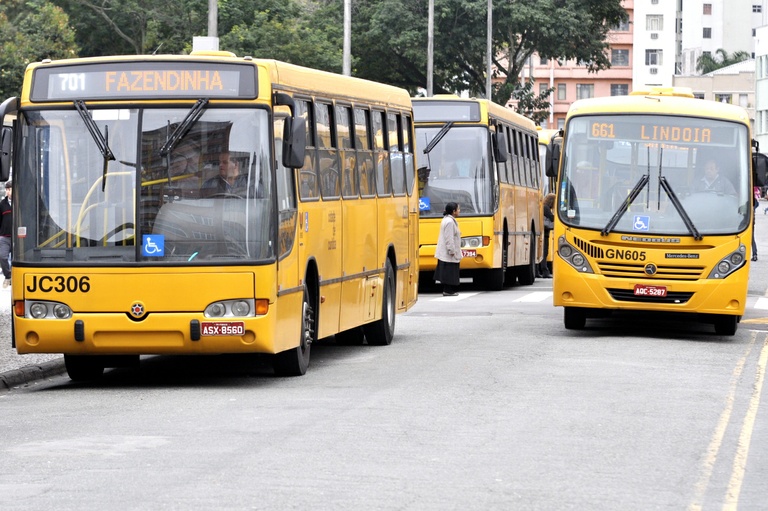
[546,87,754,335]
[413,96,543,290]
[0,51,419,380]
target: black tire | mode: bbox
[64,355,105,381]
[273,285,314,376]
[364,260,396,346]
[483,240,507,291]
[564,307,587,330]
[714,315,738,336]
[517,230,537,286]
[335,326,365,345]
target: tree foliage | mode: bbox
[0,0,78,98]
[696,48,751,74]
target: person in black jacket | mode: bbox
[537,193,555,278]
[0,180,12,288]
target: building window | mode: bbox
[611,49,629,66]
[703,3,712,14]
[703,27,712,38]
[612,19,630,31]
[557,83,566,100]
[576,84,594,100]
[645,49,663,66]
[693,93,705,100]
[651,0,658,3]
[539,83,549,96]
[610,84,629,96]
[740,94,748,108]
[754,5,762,13]
[557,118,565,130]
[646,15,663,31]
[716,94,731,103]
[540,56,548,66]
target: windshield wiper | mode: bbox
[423,121,454,155]
[601,172,650,236]
[159,98,208,158]
[656,149,702,240]
[74,100,115,191]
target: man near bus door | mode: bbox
[0,180,12,288]
[433,202,462,296]
[695,159,736,195]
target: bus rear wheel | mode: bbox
[273,285,314,376]
[364,260,396,346]
[713,315,738,336]
[564,307,586,330]
[64,355,105,381]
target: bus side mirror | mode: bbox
[753,152,768,188]
[493,132,508,163]
[0,127,11,182]
[546,139,561,178]
[282,116,306,169]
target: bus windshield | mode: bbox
[559,114,751,236]
[16,106,274,264]
[415,125,494,217]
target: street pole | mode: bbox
[343,0,352,76]
[208,0,217,37]
[427,0,434,96]
[486,0,492,101]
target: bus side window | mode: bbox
[403,114,415,196]
[355,107,375,198]
[296,99,319,200]
[336,104,357,199]
[316,102,339,199]
[373,110,391,197]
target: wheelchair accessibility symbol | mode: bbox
[633,215,650,232]
[142,235,165,257]
[419,197,431,211]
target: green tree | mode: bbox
[0,0,78,98]
[696,48,751,74]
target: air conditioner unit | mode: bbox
[650,68,658,74]
[651,33,658,40]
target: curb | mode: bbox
[0,359,67,391]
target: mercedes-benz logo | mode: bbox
[644,263,658,276]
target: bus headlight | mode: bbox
[461,236,483,248]
[572,254,585,267]
[27,301,73,319]
[708,244,746,279]
[557,237,594,273]
[204,299,256,318]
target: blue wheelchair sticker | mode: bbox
[419,197,431,211]
[142,235,165,257]
[633,215,650,232]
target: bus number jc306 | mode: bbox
[26,275,91,293]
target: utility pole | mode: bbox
[427,0,434,96]
[343,0,352,76]
[208,0,217,37]
[486,0,492,101]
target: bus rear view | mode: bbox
[551,87,753,335]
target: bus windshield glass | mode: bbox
[415,125,494,217]
[16,106,274,264]
[559,114,751,236]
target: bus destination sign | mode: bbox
[30,61,258,101]
[586,118,738,146]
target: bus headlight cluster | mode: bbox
[461,237,483,249]
[27,301,72,319]
[708,245,746,279]
[204,299,255,318]
[558,236,594,273]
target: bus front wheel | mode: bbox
[273,285,314,376]
[64,355,105,381]
[564,307,586,330]
[364,260,396,346]
[713,315,738,336]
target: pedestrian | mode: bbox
[537,193,555,278]
[0,180,12,288]
[753,187,760,261]
[434,202,462,296]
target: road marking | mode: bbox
[753,297,768,309]
[723,334,768,510]
[433,292,479,301]
[513,291,553,303]
[688,332,757,511]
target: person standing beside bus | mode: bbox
[434,202,462,296]
[0,180,12,288]
[538,193,555,278]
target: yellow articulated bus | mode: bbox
[0,51,419,380]
[546,87,756,335]
[413,96,543,290]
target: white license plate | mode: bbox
[201,321,245,336]
[633,284,667,297]
[461,249,476,258]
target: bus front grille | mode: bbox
[607,288,694,304]
[597,262,705,280]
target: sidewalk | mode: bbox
[0,284,66,390]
